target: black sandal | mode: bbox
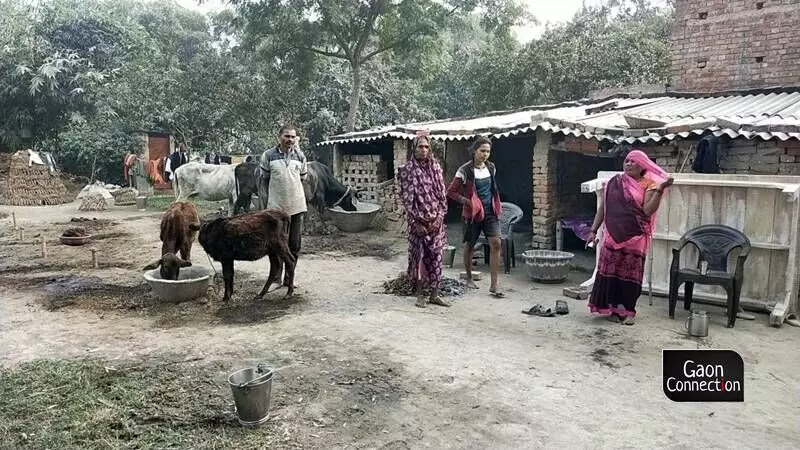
[522,304,556,317]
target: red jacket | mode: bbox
[446,161,502,222]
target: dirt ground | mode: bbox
[1,201,799,449]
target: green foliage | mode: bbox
[45,120,142,185]
[0,0,674,182]
[231,0,493,131]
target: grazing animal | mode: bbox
[172,161,238,217]
[143,201,201,280]
[197,209,296,302]
[233,161,259,215]
[302,161,359,216]
[236,160,359,217]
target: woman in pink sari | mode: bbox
[398,134,450,308]
[586,150,674,325]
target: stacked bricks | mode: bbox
[376,179,404,217]
[669,0,800,92]
[340,154,389,203]
[531,130,558,249]
[375,179,407,234]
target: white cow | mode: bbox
[172,162,238,217]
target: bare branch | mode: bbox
[300,46,348,59]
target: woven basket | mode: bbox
[521,250,574,283]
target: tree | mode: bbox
[231,0,510,132]
[0,0,109,150]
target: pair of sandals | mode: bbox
[522,300,569,317]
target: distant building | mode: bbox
[669,0,800,92]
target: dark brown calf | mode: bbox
[144,201,201,280]
[197,209,296,302]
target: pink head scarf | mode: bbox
[603,149,670,250]
[625,150,669,185]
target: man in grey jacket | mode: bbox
[256,124,308,287]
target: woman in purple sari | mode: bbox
[586,150,674,325]
[398,134,450,308]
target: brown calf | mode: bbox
[197,209,296,302]
[143,201,201,280]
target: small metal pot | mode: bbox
[443,245,456,268]
[685,310,710,337]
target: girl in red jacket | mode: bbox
[447,136,504,297]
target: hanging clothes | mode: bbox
[691,135,721,174]
[147,159,165,185]
[124,153,138,183]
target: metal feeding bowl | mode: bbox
[327,202,382,233]
[59,235,93,246]
[143,265,212,303]
[521,250,575,283]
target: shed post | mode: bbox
[531,129,557,249]
[332,143,343,179]
[392,139,407,177]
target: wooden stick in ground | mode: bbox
[41,235,47,259]
[12,212,16,230]
[90,248,98,268]
[678,146,693,173]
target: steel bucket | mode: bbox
[135,196,147,210]
[685,310,710,337]
[443,245,456,268]
[228,364,274,427]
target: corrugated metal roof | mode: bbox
[620,92,800,121]
[318,91,800,146]
[318,98,660,145]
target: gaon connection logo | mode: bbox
[662,349,744,402]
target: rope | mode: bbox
[332,186,352,208]
[205,252,218,275]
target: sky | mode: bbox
[174,0,605,43]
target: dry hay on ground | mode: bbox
[302,230,399,259]
[0,342,407,449]
[0,151,74,206]
[381,272,467,297]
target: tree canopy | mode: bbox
[0,0,673,183]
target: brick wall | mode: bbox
[555,151,619,220]
[638,138,800,175]
[669,0,800,92]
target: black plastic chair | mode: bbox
[476,202,523,274]
[668,224,751,328]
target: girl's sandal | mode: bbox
[621,316,636,325]
[415,297,427,308]
[522,304,556,317]
[429,297,451,307]
[489,289,505,298]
